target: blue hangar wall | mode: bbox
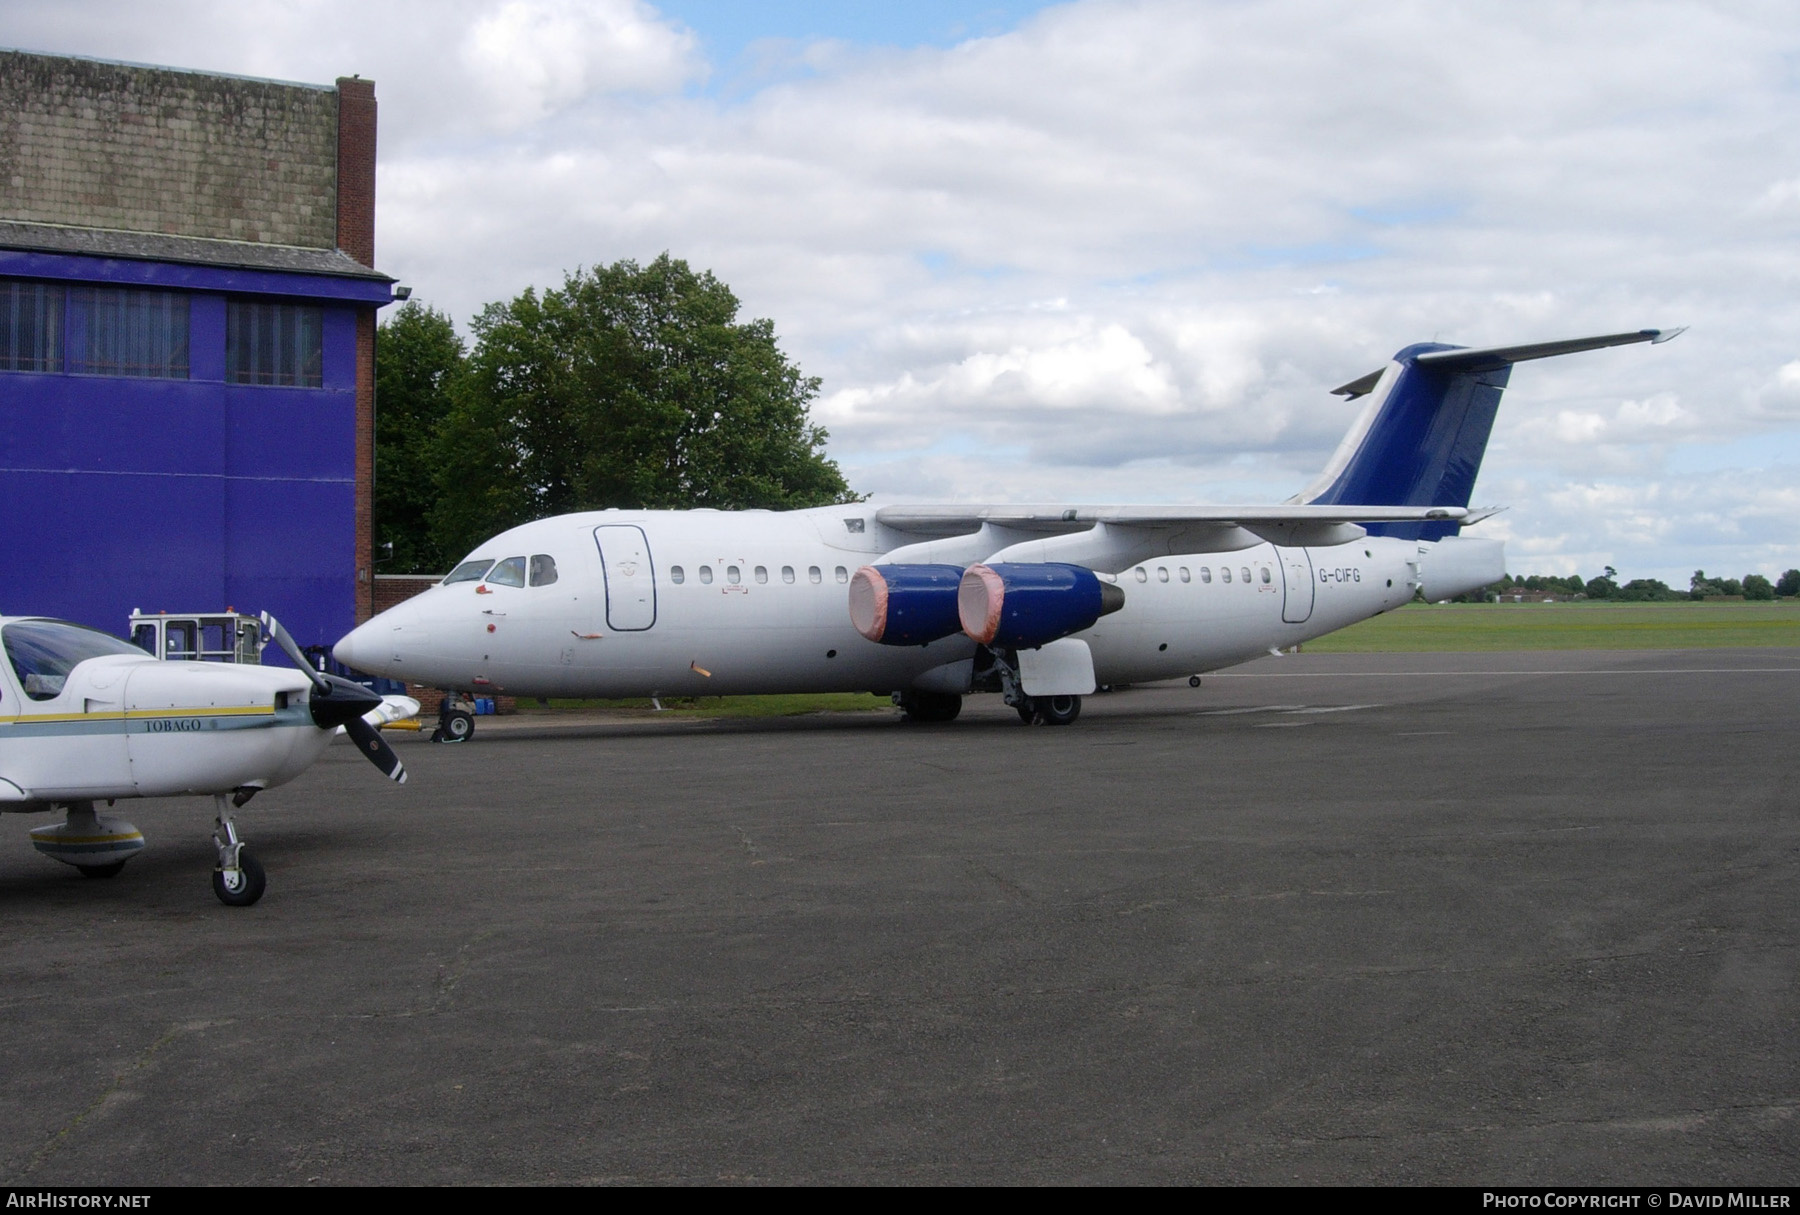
[0,51,390,653]
[0,249,390,649]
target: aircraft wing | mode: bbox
[875,503,1466,531]
[871,503,1470,569]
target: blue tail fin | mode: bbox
[1295,329,1679,540]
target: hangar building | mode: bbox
[0,49,394,648]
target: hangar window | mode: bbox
[754,566,768,584]
[226,300,323,387]
[835,567,848,583]
[782,566,795,584]
[670,565,685,585]
[529,555,559,586]
[699,565,714,585]
[69,288,189,379]
[444,559,494,584]
[0,280,63,372]
[808,566,822,584]
[727,565,741,584]
[487,557,527,587]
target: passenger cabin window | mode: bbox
[835,567,848,583]
[1179,567,1191,583]
[3,619,146,702]
[700,565,714,584]
[754,566,768,584]
[1157,567,1169,583]
[529,554,559,586]
[727,565,741,584]
[808,566,822,584]
[1241,567,1251,584]
[1134,568,1148,583]
[670,565,685,584]
[1200,567,1212,583]
[444,559,493,584]
[1222,568,1232,583]
[1260,567,1272,584]
[486,556,527,588]
[782,566,795,584]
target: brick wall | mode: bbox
[371,576,516,715]
[0,50,341,248]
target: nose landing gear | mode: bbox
[432,693,476,743]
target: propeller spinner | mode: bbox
[261,611,408,784]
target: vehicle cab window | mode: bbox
[529,554,559,586]
[486,556,527,588]
[444,559,494,584]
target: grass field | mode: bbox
[1304,599,1800,652]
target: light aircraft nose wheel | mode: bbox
[434,707,474,743]
[212,849,267,907]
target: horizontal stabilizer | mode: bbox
[1414,328,1683,374]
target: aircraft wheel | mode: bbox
[1189,675,1202,688]
[213,849,267,908]
[1032,695,1082,726]
[1015,699,1036,724]
[899,691,962,723]
[77,861,127,879]
[437,709,474,743]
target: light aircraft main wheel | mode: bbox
[437,708,474,743]
[900,691,962,723]
[77,861,127,879]
[1032,695,1082,726]
[213,849,267,908]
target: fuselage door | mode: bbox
[593,525,657,631]
[1280,546,1315,624]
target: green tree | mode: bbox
[375,302,465,573]
[1585,575,1617,600]
[1777,569,1800,597]
[1743,573,1775,601]
[432,254,853,562]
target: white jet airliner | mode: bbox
[335,329,1680,728]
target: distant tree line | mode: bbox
[1448,566,1800,603]
[375,254,857,574]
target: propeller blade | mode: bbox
[344,716,408,784]
[260,611,331,693]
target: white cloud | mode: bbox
[8,0,1800,583]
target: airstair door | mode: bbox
[1280,546,1315,624]
[593,525,658,631]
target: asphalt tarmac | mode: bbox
[2,649,1797,1186]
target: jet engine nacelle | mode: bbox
[849,563,967,646]
[958,562,1125,650]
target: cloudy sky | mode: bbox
[10,1,1799,584]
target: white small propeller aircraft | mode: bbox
[0,612,408,905]
[336,329,1681,728]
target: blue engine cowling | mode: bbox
[958,562,1125,649]
[849,564,967,646]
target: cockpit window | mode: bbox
[529,554,559,587]
[444,559,494,584]
[4,619,145,701]
[486,556,527,588]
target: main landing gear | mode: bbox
[895,690,963,722]
[1013,694,1081,726]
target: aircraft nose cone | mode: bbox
[334,602,420,676]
